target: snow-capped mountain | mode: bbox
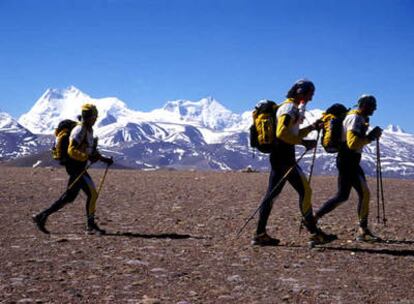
[297,127,414,179]
[149,97,241,130]
[0,112,51,160]
[385,124,405,133]
[362,127,414,178]
[18,86,243,134]
[18,86,142,134]
[17,86,245,145]
[2,86,414,178]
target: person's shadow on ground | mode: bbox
[381,239,414,245]
[104,231,207,240]
[322,238,414,257]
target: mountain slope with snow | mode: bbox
[148,97,241,130]
[0,112,50,160]
[18,87,244,136]
[2,86,413,178]
[18,86,145,135]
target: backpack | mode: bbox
[249,100,278,153]
[51,119,78,164]
[320,103,349,153]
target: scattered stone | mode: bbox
[18,299,34,303]
[126,259,149,266]
[282,295,291,301]
[140,295,161,304]
[227,275,242,283]
[218,295,234,300]
[132,279,147,286]
[150,268,167,273]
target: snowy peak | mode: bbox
[19,88,243,135]
[162,97,228,117]
[18,86,92,134]
[163,96,221,111]
[0,112,17,129]
[385,124,405,133]
[18,86,138,134]
[0,110,40,160]
[157,97,239,130]
[0,111,31,135]
[41,85,89,101]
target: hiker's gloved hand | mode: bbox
[302,139,317,150]
[101,156,114,166]
[367,126,383,141]
[311,119,323,131]
[88,153,100,163]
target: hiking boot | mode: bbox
[86,221,106,236]
[309,229,337,247]
[32,213,50,234]
[252,232,280,246]
[356,227,381,242]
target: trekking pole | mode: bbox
[66,163,92,192]
[96,162,111,197]
[308,130,320,184]
[376,139,387,226]
[236,149,309,238]
[56,162,93,201]
[376,140,381,224]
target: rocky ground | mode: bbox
[0,167,413,304]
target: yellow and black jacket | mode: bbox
[272,99,314,164]
[68,123,95,163]
[342,109,370,153]
[276,98,313,145]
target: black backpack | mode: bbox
[51,119,78,164]
[320,103,349,153]
[249,100,279,153]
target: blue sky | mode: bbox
[0,0,413,132]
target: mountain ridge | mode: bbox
[1,86,413,179]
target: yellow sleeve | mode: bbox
[276,114,302,145]
[346,130,370,151]
[68,139,88,162]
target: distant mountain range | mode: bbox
[1,86,414,178]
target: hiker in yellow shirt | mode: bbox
[315,95,382,242]
[253,80,336,246]
[33,104,113,235]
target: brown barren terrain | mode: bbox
[1,167,413,303]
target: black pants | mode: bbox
[256,151,317,235]
[42,162,98,219]
[316,151,370,228]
